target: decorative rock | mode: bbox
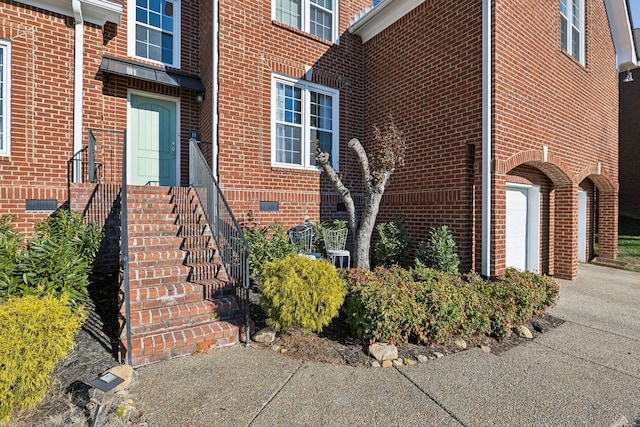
[105,364,134,392]
[252,327,276,344]
[416,354,430,363]
[432,351,445,359]
[514,325,533,339]
[454,338,467,350]
[368,343,399,362]
[531,320,544,333]
[393,359,404,367]
[480,345,491,353]
[370,360,381,368]
[381,360,393,368]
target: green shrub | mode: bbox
[244,222,295,279]
[481,269,560,337]
[259,255,347,332]
[374,217,412,268]
[0,211,102,310]
[341,266,560,344]
[0,294,85,424]
[415,225,460,274]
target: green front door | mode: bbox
[130,94,177,186]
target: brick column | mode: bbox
[598,191,618,260]
[492,174,507,277]
[554,184,578,279]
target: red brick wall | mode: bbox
[0,4,76,233]
[215,0,370,230]
[361,0,484,272]
[492,0,618,276]
[0,0,202,232]
[359,0,617,277]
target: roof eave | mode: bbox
[349,0,426,43]
[604,0,638,71]
[19,0,123,26]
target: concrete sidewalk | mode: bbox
[129,264,640,426]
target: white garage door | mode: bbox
[577,190,587,262]
[506,184,540,272]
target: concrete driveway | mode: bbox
[130,264,640,426]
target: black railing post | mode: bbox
[121,130,133,365]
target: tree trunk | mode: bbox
[353,192,383,269]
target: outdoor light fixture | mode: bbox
[624,69,634,83]
[195,92,205,104]
[88,372,125,427]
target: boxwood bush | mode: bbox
[259,255,347,333]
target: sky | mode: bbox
[631,0,640,28]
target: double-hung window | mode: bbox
[0,40,9,156]
[129,0,180,67]
[272,74,339,169]
[560,0,585,64]
[274,0,338,42]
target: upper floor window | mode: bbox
[272,74,339,170]
[129,0,180,67]
[274,0,338,42]
[560,0,585,64]
[0,40,10,156]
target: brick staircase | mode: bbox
[123,186,240,366]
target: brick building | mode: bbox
[0,0,630,364]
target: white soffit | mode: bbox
[349,0,426,43]
[604,0,638,70]
[19,0,122,26]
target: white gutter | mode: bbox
[72,0,84,183]
[604,0,638,71]
[481,0,491,277]
[212,0,219,180]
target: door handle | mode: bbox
[171,141,176,158]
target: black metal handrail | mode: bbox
[120,131,132,365]
[68,129,124,184]
[189,138,251,346]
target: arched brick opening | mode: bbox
[495,150,579,279]
[575,168,618,262]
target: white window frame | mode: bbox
[0,40,10,157]
[271,73,339,171]
[128,0,181,68]
[560,0,585,65]
[272,0,340,43]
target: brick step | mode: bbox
[128,319,240,366]
[126,197,173,208]
[187,262,226,282]
[127,212,176,223]
[184,248,218,264]
[129,301,217,335]
[128,265,191,287]
[178,223,210,237]
[193,278,235,299]
[129,298,240,336]
[129,282,207,311]
[128,236,184,252]
[128,223,180,237]
[128,250,186,269]
[126,205,174,215]
[126,185,174,195]
[181,235,213,249]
